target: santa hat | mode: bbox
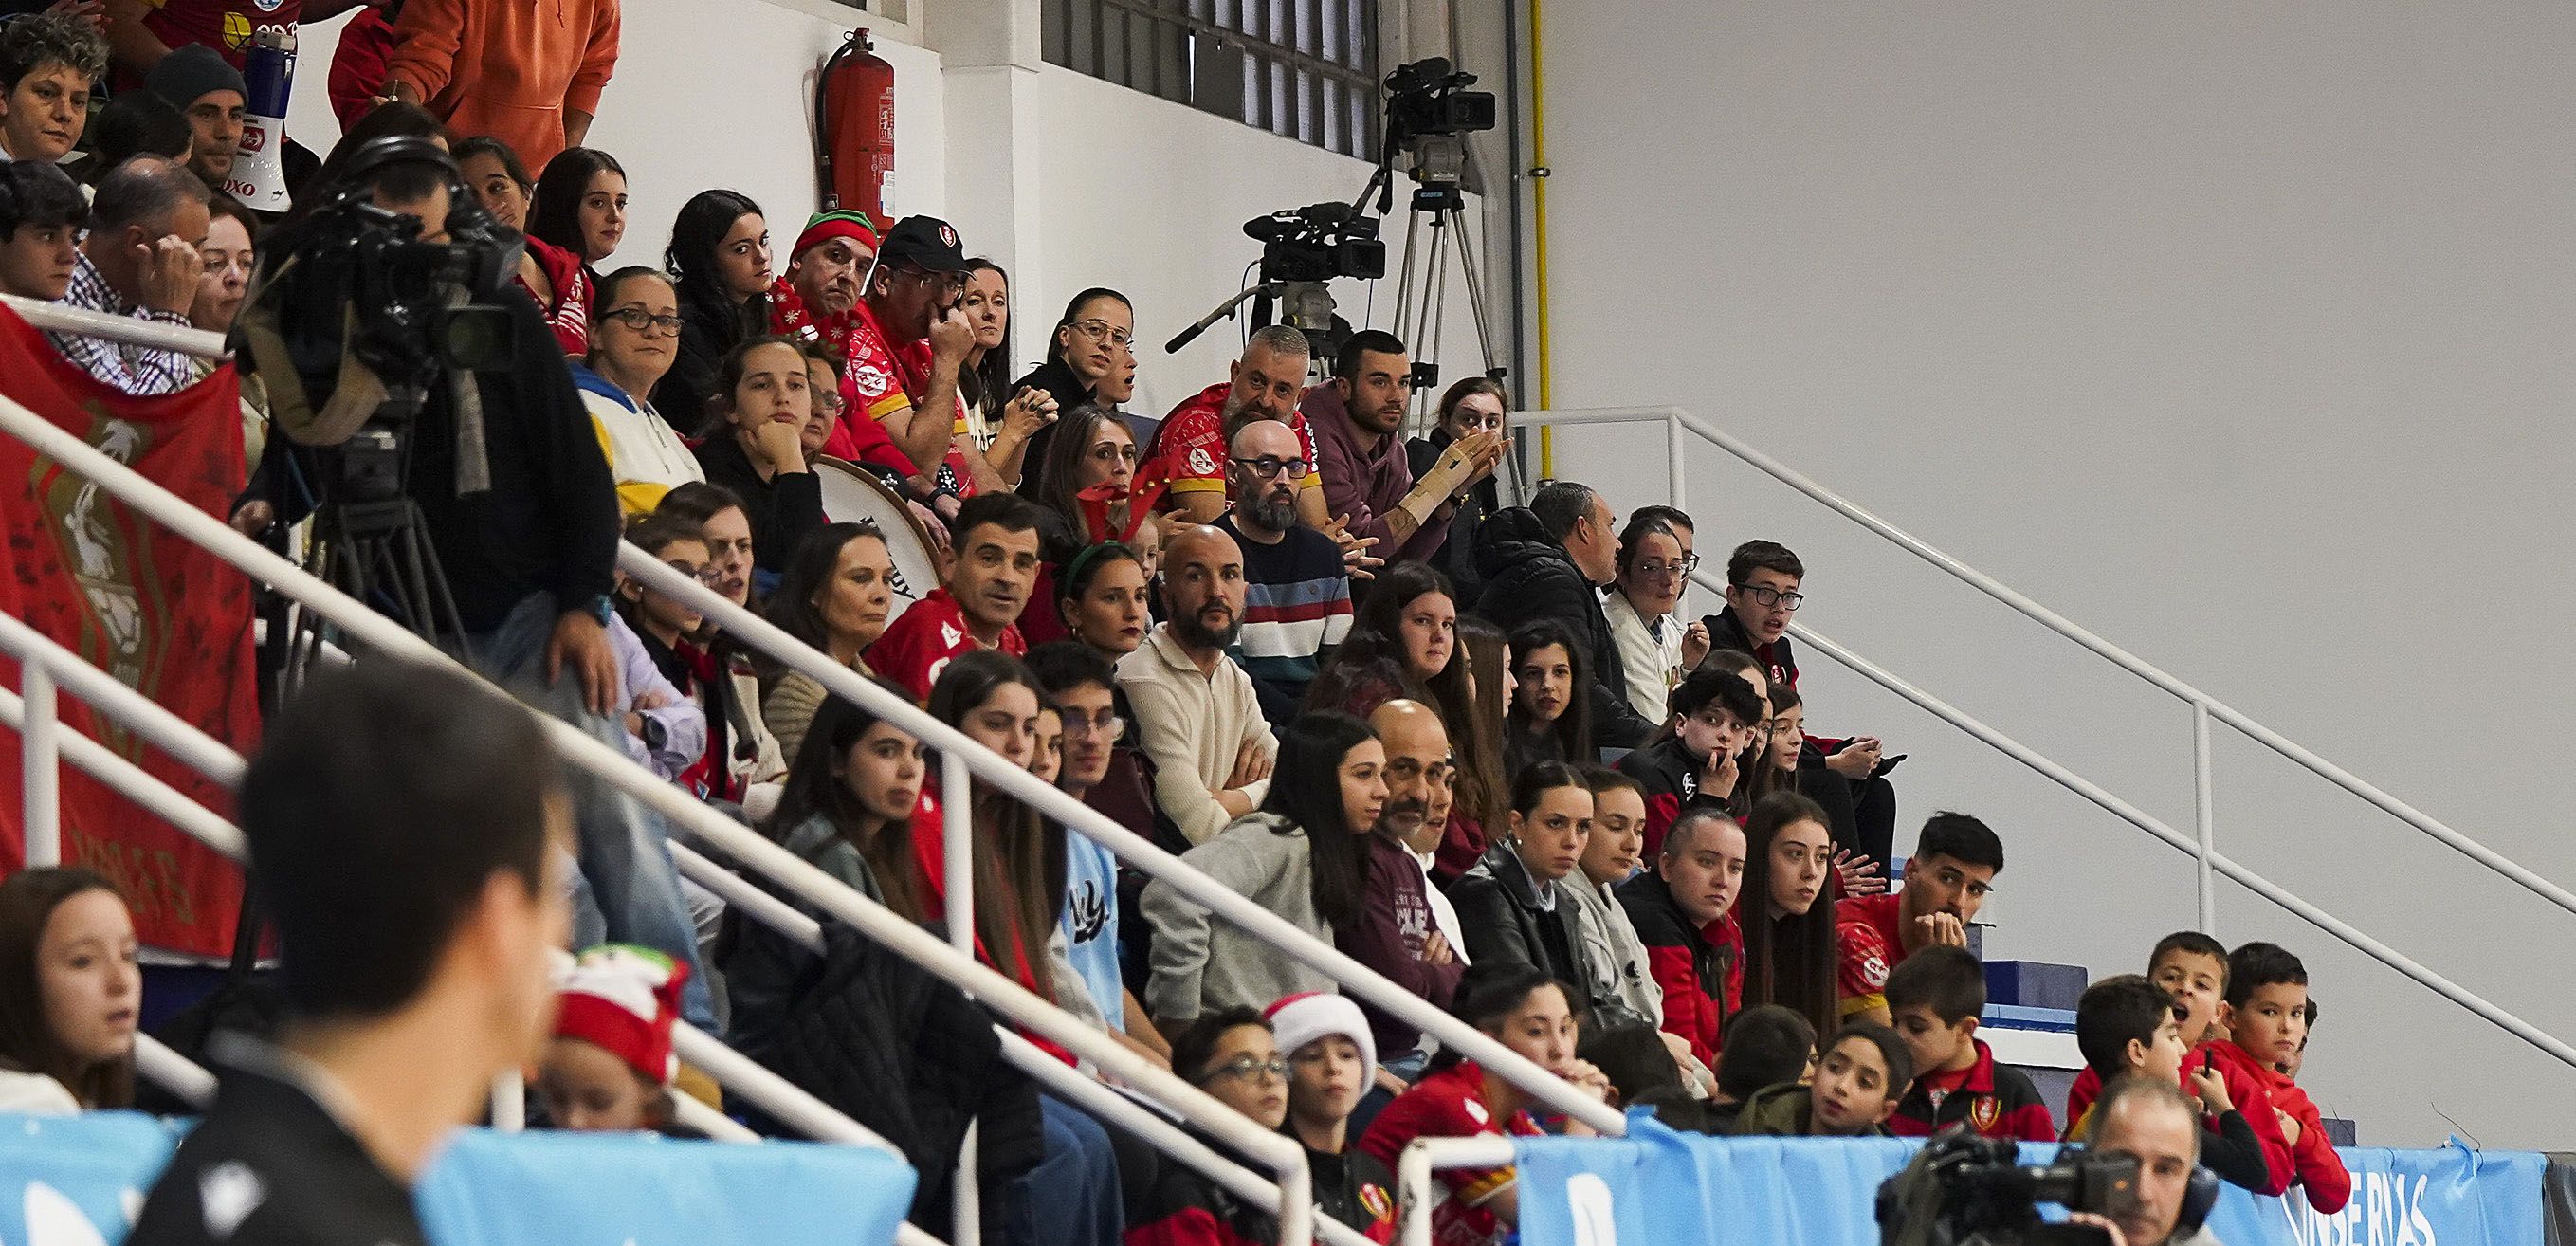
[1264,992,1377,1090]
[793,210,881,261]
[552,944,689,1086]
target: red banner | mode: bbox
[0,303,259,958]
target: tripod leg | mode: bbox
[1444,209,1507,381]
[1394,208,1425,345]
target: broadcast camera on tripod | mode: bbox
[232,136,521,675]
[1162,199,1384,362]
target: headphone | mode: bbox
[2175,1163,2220,1235]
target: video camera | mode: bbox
[240,137,521,466]
[1876,1133,2140,1246]
[1242,201,1386,285]
[1384,57,1495,142]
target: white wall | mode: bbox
[283,2,1485,413]
[1538,3,2576,1146]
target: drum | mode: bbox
[813,457,944,629]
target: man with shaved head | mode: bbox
[1215,418,1355,723]
[1117,523,1278,846]
[1338,700,1464,1096]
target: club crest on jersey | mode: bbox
[1187,447,1216,476]
[1970,1096,2001,1132]
[1359,1183,1395,1223]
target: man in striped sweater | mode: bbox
[1212,419,1354,723]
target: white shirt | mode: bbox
[0,1068,80,1115]
[1603,591,1685,724]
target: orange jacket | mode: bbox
[385,0,620,174]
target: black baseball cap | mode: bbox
[877,215,972,274]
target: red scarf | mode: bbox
[765,276,857,362]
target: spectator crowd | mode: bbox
[0,9,2351,1246]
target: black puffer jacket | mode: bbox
[1471,507,1652,747]
[744,923,1044,1240]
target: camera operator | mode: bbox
[2081,1076,2222,1246]
[234,137,713,1031]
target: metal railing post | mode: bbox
[19,665,57,866]
[2194,701,2217,934]
[941,753,980,1246]
[490,1072,524,1131]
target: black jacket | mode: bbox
[127,1045,427,1246]
[655,288,764,438]
[1703,605,1799,687]
[693,431,826,574]
[1010,359,1096,504]
[1471,507,1652,748]
[741,923,1044,1240]
[1449,844,1588,1003]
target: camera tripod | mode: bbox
[275,386,469,688]
[1361,135,1523,492]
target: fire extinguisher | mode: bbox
[816,28,895,226]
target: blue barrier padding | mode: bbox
[1983,1003,2079,1033]
[1,1111,917,1246]
[1516,1114,2545,1246]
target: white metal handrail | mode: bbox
[0,610,951,1246]
[667,839,1381,1246]
[0,394,1318,1246]
[0,294,228,357]
[1396,1136,1517,1246]
[1529,404,2576,923]
[1510,402,2576,1072]
[616,550,1629,1137]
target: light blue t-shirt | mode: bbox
[1062,832,1124,1032]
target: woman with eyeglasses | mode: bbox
[1011,287,1133,504]
[1602,515,1708,724]
[1127,1008,1292,1244]
[576,266,706,516]
[1409,376,1509,600]
[759,522,900,762]
[1024,406,1161,644]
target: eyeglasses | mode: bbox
[1633,555,1700,579]
[1231,455,1312,480]
[1062,711,1126,742]
[604,308,684,335]
[1733,584,1805,611]
[1202,1055,1289,1084]
[662,559,723,585]
[1068,319,1134,348]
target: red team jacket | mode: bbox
[1887,1038,2056,1143]
[2065,1041,2295,1197]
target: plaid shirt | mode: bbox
[47,251,195,396]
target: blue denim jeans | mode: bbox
[1008,1093,1124,1246]
[452,593,717,1033]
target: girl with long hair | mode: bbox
[1028,408,1160,643]
[1505,618,1593,774]
[528,146,627,277]
[910,652,1068,1019]
[657,190,774,431]
[758,522,900,760]
[952,260,1057,493]
[0,869,137,1112]
[1305,568,1501,839]
[689,337,823,574]
[1139,712,1385,1023]
[721,687,925,1053]
[1735,791,1843,1042]
[1056,541,1151,664]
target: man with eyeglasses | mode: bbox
[1152,322,1332,527]
[1306,329,1506,565]
[816,213,987,508]
[1604,513,1714,723]
[1213,418,1355,723]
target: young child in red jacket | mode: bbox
[2214,942,2350,1214]
[1882,945,2055,1141]
[2066,933,2296,1197]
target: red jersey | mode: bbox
[864,589,1025,701]
[823,299,975,492]
[1150,384,1321,504]
[1887,1038,2056,1143]
[137,0,298,76]
[1356,1061,1541,1246]
[1835,893,1906,1017]
[2255,1061,2351,1213]
[2064,1042,2294,1196]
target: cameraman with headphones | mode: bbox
[2079,1076,2226,1246]
[233,137,713,1032]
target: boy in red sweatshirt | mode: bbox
[2065,934,2295,1197]
[1882,945,2055,1141]
[2216,943,2350,1214]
